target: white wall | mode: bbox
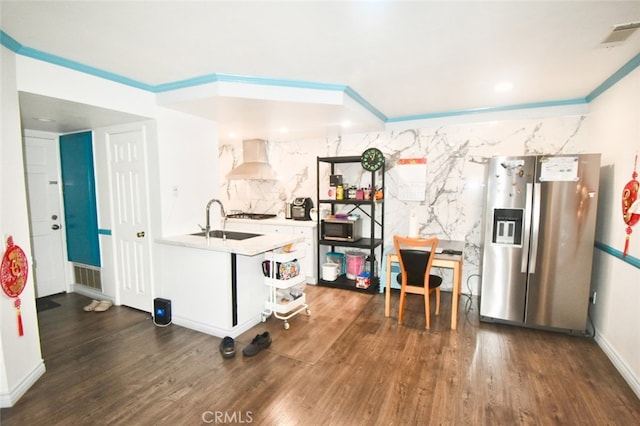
[587,64,640,397]
[0,46,45,407]
[1,53,219,405]
[154,108,219,236]
[15,55,220,236]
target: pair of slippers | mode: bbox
[83,299,113,312]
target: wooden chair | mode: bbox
[393,235,442,329]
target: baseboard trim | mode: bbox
[171,314,262,339]
[70,284,112,303]
[0,359,46,407]
[595,332,640,399]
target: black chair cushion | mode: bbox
[397,273,443,289]
[397,249,442,289]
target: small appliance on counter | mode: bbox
[291,197,313,220]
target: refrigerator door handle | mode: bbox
[521,183,534,273]
[529,182,542,273]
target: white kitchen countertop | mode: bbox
[156,231,303,256]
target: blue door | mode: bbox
[59,131,100,267]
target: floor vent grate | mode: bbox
[73,264,102,290]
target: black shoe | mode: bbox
[219,336,235,359]
[242,332,272,357]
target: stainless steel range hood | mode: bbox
[226,139,279,180]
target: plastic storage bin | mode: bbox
[326,252,346,275]
[345,251,366,279]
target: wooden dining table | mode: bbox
[384,239,465,329]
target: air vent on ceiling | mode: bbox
[602,22,640,44]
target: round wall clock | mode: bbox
[361,148,384,171]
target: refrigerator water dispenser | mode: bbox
[492,208,523,246]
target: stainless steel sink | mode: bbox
[189,230,262,240]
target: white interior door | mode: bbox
[23,132,68,297]
[106,127,152,312]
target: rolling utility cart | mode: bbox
[261,248,310,329]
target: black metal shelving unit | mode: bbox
[316,155,385,293]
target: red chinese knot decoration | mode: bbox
[622,155,640,258]
[1,236,29,336]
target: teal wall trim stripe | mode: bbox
[155,73,387,122]
[215,73,349,91]
[595,241,640,269]
[1,29,153,91]
[0,29,21,52]
[155,73,349,93]
[98,229,112,236]
[153,74,220,92]
[2,28,640,126]
[17,46,155,91]
[344,86,387,122]
[587,52,640,102]
[386,98,588,123]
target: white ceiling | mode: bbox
[3,1,640,141]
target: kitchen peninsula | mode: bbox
[156,231,304,338]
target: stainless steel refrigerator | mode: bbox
[480,154,600,333]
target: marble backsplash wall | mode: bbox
[219,114,591,295]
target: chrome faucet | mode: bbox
[205,199,227,241]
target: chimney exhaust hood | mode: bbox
[226,139,279,180]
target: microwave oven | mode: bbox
[321,218,362,242]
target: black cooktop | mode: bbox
[226,213,277,220]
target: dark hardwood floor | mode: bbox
[2,286,639,425]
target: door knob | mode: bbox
[52,224,60,230]
[136,231,145,238]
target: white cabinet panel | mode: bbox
[157,244,267,337]
[294,226,317,284]
[158,244,232,329]
[295,226,315,240]
[261,224,295,234]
